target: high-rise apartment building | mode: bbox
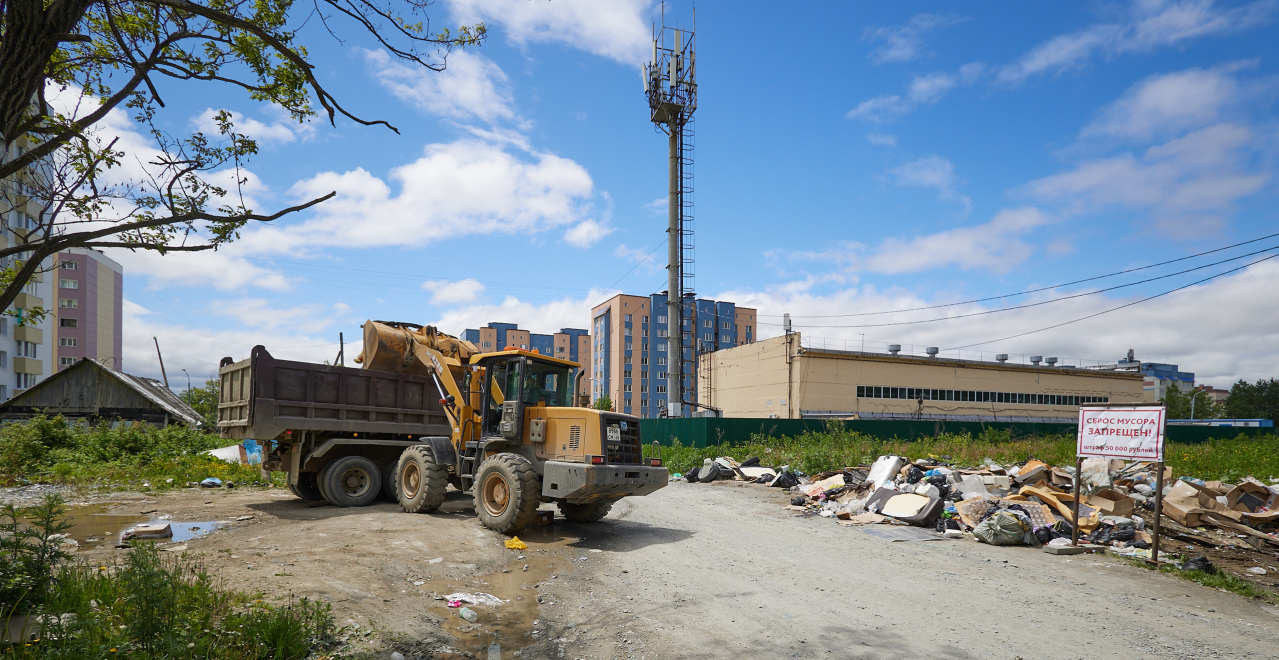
[590,292,756,417]
[52,248,123,372]
[2,133,55,400]
[462,322,591,382]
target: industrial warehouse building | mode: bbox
[697,334,1144,422]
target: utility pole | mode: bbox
[153,336,169,388]
[644,10,697,417]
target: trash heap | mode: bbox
[680,455,1279,563]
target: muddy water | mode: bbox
[432,525,586,659]
[59,504,225,547]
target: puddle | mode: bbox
[54,504,226,547]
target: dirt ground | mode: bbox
[39,481,1279,658]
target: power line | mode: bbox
[943,253,1279,351]
[759,243,1279,329]
[760,230,1279,319]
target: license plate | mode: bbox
[607,425,620,444]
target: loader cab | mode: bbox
[476,353,578,438]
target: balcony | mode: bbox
[13,293,42,311]
[14,325,41,343]
[14,357,42,374]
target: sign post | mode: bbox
[1075,405,1166,563]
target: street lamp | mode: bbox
[181,368,191,395]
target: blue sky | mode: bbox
[84,0,1279,387]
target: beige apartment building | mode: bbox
[699,334,1144,421]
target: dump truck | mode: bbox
[217,320,668,533]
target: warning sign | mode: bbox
[1077,406,1166,461]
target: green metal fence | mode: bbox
[639,417,1270,448]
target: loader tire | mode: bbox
[396,445,447,513]
[474,453,540,534]
[558,499,614,523]
[320,456,382,507]
[288,472,324,501]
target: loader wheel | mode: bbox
[396,445,447,513]
[288,472,324,501]
[320,456,382,507]
[474,453,540,534]
[558,499,614,523]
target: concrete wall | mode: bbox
[701,333,1146,420]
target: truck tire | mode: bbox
[288,472,324,501]
[474,453,540,534]
[319,456,382,507]
[380,459,399,502]
[396,445,447,513]
[558,499,614,523]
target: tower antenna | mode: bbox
[643,8,697,417]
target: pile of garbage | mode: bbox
[681,454,1279,560]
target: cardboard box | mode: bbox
[1085,488,1135,517]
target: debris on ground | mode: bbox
[684,452,1279,588]
[504,536,528,550]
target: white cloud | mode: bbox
[364,49,514,123]
[719,259,1279,385]
[192,108,302,144]
[887,155,971,212]
[123,299,342,385]
[446,0,652,64]
[239,139,594,254]
[422,278,486,304]
[773,209,1052,276]
[431,288,617,337]
[862,13,966,64]
[847,65,979,122]
[867,133,898,147]
[644,197,667,214]
[1025,123,1268,222]
[613,243,661,273]
[563,219,613,247]
[107,247,292,292]
[998,0,1276,84]
[1080,61,1256,140]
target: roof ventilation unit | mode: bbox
[887,344,901,356]
[995,353,1008,363]
[1045,356,1058,366]
[925,347,939,358]
[1030,355,1043,365]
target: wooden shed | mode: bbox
[0,358,202,427]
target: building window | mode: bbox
[61,261,77,270]
[15,341,37,358]
[59,357,74,367]
[0,318,6,336]
[657,356,666,366]
[60,298,78,309]
[59,278,78,289]
[16,373,36,389]
[60,318,77,328]
[59,337,77,347]
[656,385,666,394]
[0,351,6,367]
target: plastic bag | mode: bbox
[1180,556,1216,574]
[973,510,1033,546]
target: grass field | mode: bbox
[658,423,1279,482]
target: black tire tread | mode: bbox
[320,455,382,507]
[474,453,541,534]
[396,445,448,513]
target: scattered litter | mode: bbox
[444,592,505,607]
[235,514,254,521]
[120,522,172,541]
[504,536,528,550]
[1246,566,1268,575]
[458,607,478,622]
[860,526,948,542]
[1180,556,1217,574]
[199,477,222,488]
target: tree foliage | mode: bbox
[592,396,613,412]
[1161,383,1222,420]
[0,0,485,317]
[1225,378,1279,423]
[182,377,219,428]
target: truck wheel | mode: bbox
[558,499,614,523]
[320,456,382,507]
[396,445,447,513]
[288,473,324,501]
[474,453,540,534]
[380,459,399,502]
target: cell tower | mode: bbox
[643,10,696,417]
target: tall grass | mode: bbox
[0,415,266,489]
[1,494,334,658]
[661,422,1279,481]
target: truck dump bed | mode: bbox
[217,345,451,441]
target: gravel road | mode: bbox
[535,480,1279,659]
[53,481,1279,658]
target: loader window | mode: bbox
[482,359,520,435]
[522,360,573,407]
